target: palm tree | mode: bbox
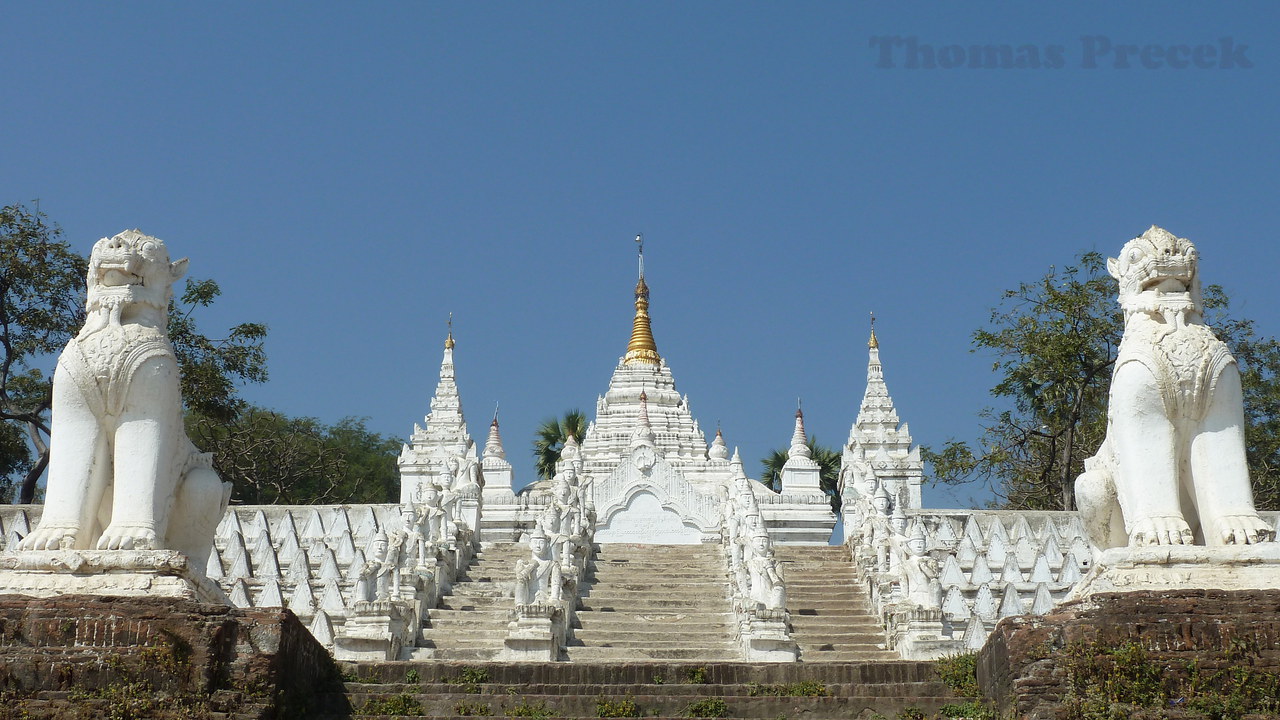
[759,437,842,510]
[532,409,589,481]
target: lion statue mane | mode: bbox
[1076,226,1275,549]
[20,230,230,564]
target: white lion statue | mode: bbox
[20,230,230,562]
[1076,226,1275,549]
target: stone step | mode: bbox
[336,693,959,720]
[573,618,735,633]
[562,647,742,661]
[572,630,735,644]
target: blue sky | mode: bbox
[5,3,1279,507]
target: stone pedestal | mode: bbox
[739,608,798,662]
[0,594,346,718]
[888,606,954,660]
[0,550,227,603]
[1065,544,1280,601]
[333,600,414,661]
[503,603,566,661]
[978,588,1280,720]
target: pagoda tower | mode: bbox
[398,323,479,504]
[839,321,924,517]
[578,240,728,489]
[579,239,735,542]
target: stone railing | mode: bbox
[721,476,797,662]
[504,468,596,661]
[841,482,1263,658]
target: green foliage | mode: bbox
[167,277,267,423]
[759,436,841,509]
[934,652,982,698]
[596,695,642,717]
[925,251,1280,511]
[747,681,829,697]
[935,700,996,719]
[533,409,588,481]
[683,666,709,684]
[404,668,420,683]
[360,693,424,716]
[684,698,729,718]
[0,204,87,502]
[187,409,399,504]
[1061,638,1280,720]
[443,666,491,694]
[505,699,554,719]
[456,701,492,716]
[895,709,927,720]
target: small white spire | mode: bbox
[483,415,505,460]
[708,426,729,460]
[788,408,811,459]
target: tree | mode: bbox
[532,410,588,481]
[0,205,88,503]
[759,437,842,509]
[187,408,399,505]
[926,250,1280,511]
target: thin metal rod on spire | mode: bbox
[493,402,499,423]
[635,233,644,279]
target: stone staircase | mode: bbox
[776,545,898,662]
[324,660,959,719]
[566,543,740,662]
[411,542,525,661]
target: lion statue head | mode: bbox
[1107,225,1202,324]
[84,229,188,329]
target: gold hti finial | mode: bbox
[445,313,455,349]
[868,311,879,349]
[624,234,661,365]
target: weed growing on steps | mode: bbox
[456,701,492,715]
[596,695,642,717]
[1060,638,1280,720]
[684,666,709,684]
[505,698,555,719]
[359,693,424,716]
[932,651,995,720]
[933,652,981,698]
[684,697,728,718]
[444,665,492,694]
[746,681,829,697]
[404,668,420,683]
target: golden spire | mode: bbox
[623,235,661,365]
[445,313,455,349]
[868,311,879,349]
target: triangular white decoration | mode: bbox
[997,583,1023,618]
[1031,582,1055,615]
[1010,515,1033,542]
[309,610,334,646]
[229,579,253,607]
[963,619,988,650]
[940,555,967,588]
[257,579,285,608]
[969,553,994,586]
[320,579,346,613]
[973,584,997,621]
[941,586,970,620]
[956,536,978,566]
[1001,553,1023,584]
[301,509,326,540]
[1058,552,1083,584]
[335,530,357,565]
[320,548,342,581]
[345,551,367,582]
[1029,553,1054,584]
[289,578,315,614]
[216,510,241,540]
[205,548,224,580]
[986,533,1008,566]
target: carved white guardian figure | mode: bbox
[19,230,230,559]
[1076,227,1276,549]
